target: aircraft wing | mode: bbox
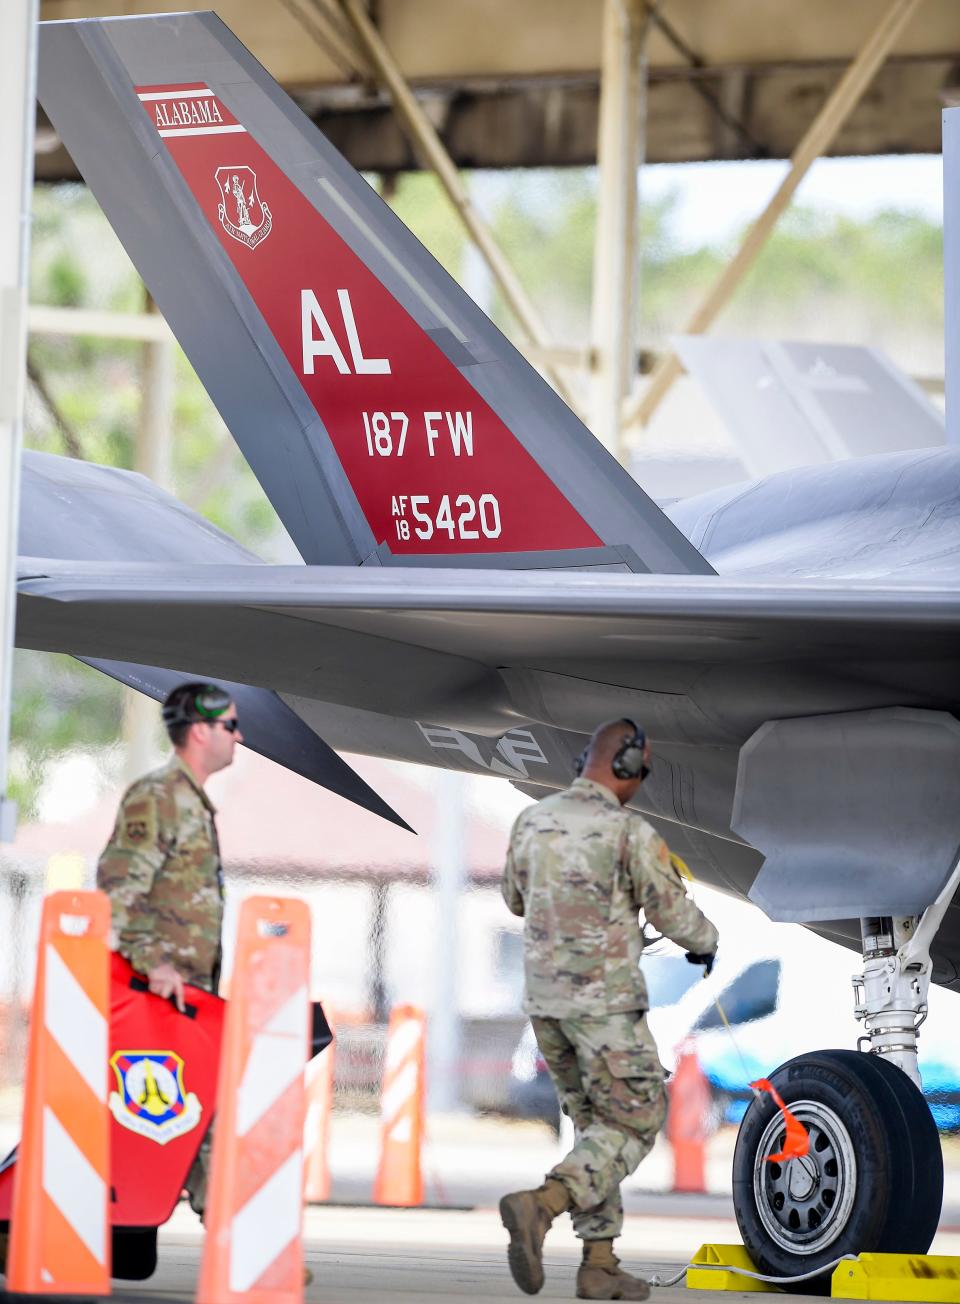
[19,557,960,670]
[19,558,960,955]
[18,558,960,737]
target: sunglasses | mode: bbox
[210,718,241,734]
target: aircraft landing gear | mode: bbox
[732,1049,942,1294]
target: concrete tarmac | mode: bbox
[5,1199,960,1302]
[0,1202,827,1304]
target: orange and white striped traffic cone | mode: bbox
[303,1012,335,1203]
[666,1047,711,1194]
[7,890,111,1295]
[373,1005,425,1207]
[197,897,311,1304]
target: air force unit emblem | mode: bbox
[215,165,272,249]
[109,1049,202,1145]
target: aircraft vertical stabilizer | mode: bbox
[38,14,712,577]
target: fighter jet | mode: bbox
[16,12,959,1285]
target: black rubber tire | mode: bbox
[732,1049,942,1295]
[111,1226,158,1280]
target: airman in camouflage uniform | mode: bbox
[98,755,225,990]
[500,719,718,1300]
[97,682,242,1219]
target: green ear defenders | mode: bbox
[161,682,232,728]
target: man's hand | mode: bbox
[147,961,186,1012]
[685,950,716,977]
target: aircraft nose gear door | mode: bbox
[732,1050,942,1294]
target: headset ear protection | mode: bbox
[611,719,648,780]
[572,720,650,781]
[162,683,231,728]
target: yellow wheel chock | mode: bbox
[686,1244,779,1292]
[831,1253,960,1300]
[684,1245,960,1298]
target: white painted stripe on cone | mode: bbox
[380,1060,418,1125]
[44,945,107,1097]
[384,1020,421,1073]
[229,1148,303,1293]
[265,985,309,1039]
[390,1116,412,1143]
[236,991,308,1137]
[43,1108,106,1264]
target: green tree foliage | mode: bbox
[480,170,942,368]
[9,653,123,822]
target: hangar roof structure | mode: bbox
[28,1,958,454]
[35,0,959,177]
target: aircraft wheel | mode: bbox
[732,1049,942,1294]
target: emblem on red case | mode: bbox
[109,1049,202,1145]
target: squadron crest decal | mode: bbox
[109,1049,202,1145]
[215,166,273,250]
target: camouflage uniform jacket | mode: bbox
[501,778,718,1018]
[97,754,224,989]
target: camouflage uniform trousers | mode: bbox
[186,1131,212,1219]
[182,975,216,1220]
[533,1010,667,1241]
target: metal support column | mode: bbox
[946,107,959,445]
[122,293,175,782]
[428,770,466,1114]
[368,879,390,1024]
[0,0,40,842]
[589,0,650,457]
[338,0,578,411]
[624,0,924,432]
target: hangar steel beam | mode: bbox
[0,0,39,842]
[122,293,174,783]
[337,0,581,413]
[285,0,370,79]
[623,0,925,435]
[948,108,959,444]
[589,0,652,456]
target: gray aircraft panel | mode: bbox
[21,450,263,566]
[38,14,711,577]
[676,336,945,478]
[734,710,960,922]
[667,447,960,579]
[18,555,960,628]
[16,561,960,751]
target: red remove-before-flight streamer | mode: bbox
[750,1078,810,1162]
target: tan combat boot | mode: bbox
[576,1239,650,1301]
[499,1177,571,1294]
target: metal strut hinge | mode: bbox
[853,858,960,1087]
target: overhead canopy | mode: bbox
[35,0,958,178]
